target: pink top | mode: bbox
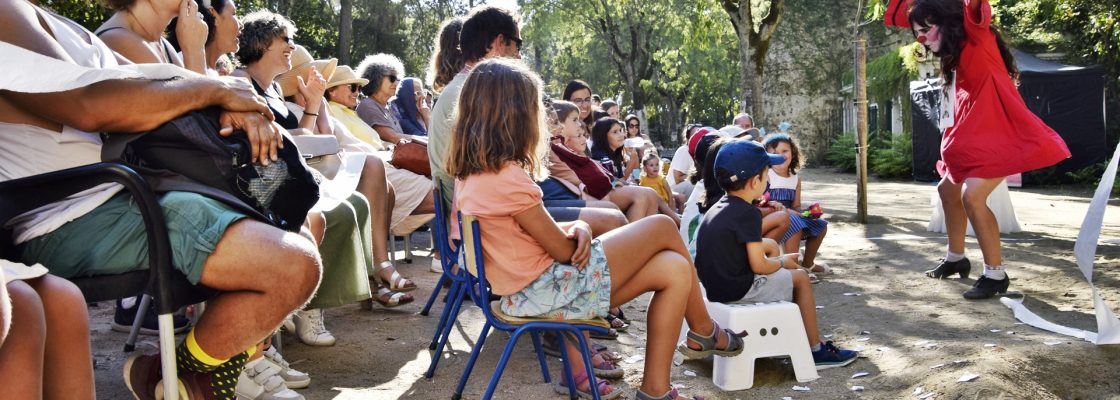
[938,0,1069,183]
[455,163,554,295]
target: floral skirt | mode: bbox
[499,239,611,320]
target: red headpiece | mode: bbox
[884,0,912,28]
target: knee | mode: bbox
[280,236,323,305]
[790,269,810,287]
[5,281,46,337]
[364,155,386,177]
[937,180,961,201]
[961,188,989,212]
[34,276,89,327]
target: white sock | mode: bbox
[945,250,966,262]
[983,264,1006,280]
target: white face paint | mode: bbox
[914,22,943,54]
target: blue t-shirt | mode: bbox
[694,195,762,302]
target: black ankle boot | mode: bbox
[962,274,1010,299]
[925,257,971,279]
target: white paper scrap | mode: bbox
[990,329,1002,333]
[624,355,644,364]
[958,372,979,382]
[1044,340,1062,346]
[851,385,865,391]
[816,305,824,309]
[792,385,811,392]
[1002,141,1120,345]
[918,392,937,400]
[851,372,869,378]
[915,340,930,346]
[930,363,945,369]
[843,292,862,296]
[913,387,923,395]
[857,337,870,342]
[983,343,996,348]
[877,347,891,352]
[683,370,696,377]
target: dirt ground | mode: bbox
[89,167,1120,400]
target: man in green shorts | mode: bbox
[0,1,322,399]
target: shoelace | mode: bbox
[306,310,329,334]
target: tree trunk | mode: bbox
[337,0,354,65]
[723,0,785,127]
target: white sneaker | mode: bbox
[236,358,304,400]
[293,309,336,346]
[281,314,295,333]
[262,346,311,389]
[429,257,443,273]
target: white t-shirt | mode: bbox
[0,9,187,243]
[667,145,693,187]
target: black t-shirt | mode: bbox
[694,195,762,302]
[251,79,299,130]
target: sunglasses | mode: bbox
[386,75,399,84]
[348,83,361,92]
[628,123,639,128]
[510,36,523,52]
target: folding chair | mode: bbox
[451,213,611,400]
[0,163,215,400]
[421,186,468,378]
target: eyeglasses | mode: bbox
[571,97,593,105]
[628,123,639,128]
[510,36,523,52]
[348,83,361,92]
[280,36,292,44]
[386,75,398,84]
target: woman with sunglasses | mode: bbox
[234,11,327,133]
[355,53,412,146]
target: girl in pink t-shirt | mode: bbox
[448,59,743,400]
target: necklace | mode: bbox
[126,10,167,63]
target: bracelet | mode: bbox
[779,257,785,269]
[303,111,319,116]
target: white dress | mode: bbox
[928,179,1021,235]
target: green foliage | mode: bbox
[870,132,913,179]
[826,132,858,173]
[38,0,110,31]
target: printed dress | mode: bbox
[767,170,827,243]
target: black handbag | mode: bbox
[103,107,319,232]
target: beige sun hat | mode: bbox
[277,44,338,98]
[325,65,370,90]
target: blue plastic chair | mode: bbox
[422,188,469,378]
[451,213,612,400]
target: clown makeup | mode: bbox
[913,22,942,54]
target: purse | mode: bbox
[291,135,343,180]
[390,138,432,178]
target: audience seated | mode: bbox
[0,3,321,400]
[392,77,430,136]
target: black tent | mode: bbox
[910,50,1107,182]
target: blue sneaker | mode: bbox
[812,341,857,369]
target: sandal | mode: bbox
[677,321,746,360]
[589,327,618,340]
[808,261,832,275]
[635,387,703,400]
[541,334,624,376]
[803,268,821,284]
[609,307,631,324]
[589,352,624,379]
[605,313,629,332]
[363,287,414,309]
[374,261,417,292]
[553,369,621,399]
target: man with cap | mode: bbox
[693,139,858,369]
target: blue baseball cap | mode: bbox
[714,139,786,184]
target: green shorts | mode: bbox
[21,191,247,285]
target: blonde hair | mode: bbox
[447,58,547,180]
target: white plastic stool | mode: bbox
[708,301,818,390]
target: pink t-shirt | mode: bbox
[455,163,554,295]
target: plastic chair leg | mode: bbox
[529,331,552,384]
[125,294,152,352]
[453,322,492,400]
[482,327,529,400]
[420,272,450,316]
[425,281,465,378]
[403,234,413,263]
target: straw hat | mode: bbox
[326,65,369,90]
[277,44,338,98]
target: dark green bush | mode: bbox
[871,132,913,179]
[826,132,857,173]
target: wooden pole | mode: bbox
[854,38,869,224]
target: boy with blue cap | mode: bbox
[694,139,858,369]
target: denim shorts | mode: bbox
[538,177,581,201]
[500,239,611,320]
[21,191,247,285]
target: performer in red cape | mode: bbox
[894,0,1070,299]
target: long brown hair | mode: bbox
[426,16,465,93]
[908,0,1019,85]
[447,58,546,179]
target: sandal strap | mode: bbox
[686,321,746,353]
